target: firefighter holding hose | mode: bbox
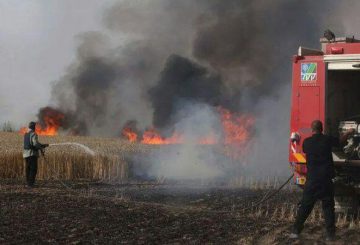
[23,122,49,188]
[290,120,354,241]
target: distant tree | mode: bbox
[1,121,14,132]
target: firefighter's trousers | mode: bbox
[25,156,38,187]
[293,179,335,235]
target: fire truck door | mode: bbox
[298,86,320,138]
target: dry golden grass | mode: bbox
[0,132,154,181]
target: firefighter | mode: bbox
[290,120,354,241]
[23,122,49,187]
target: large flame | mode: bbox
[219,108,254,145]
[19,109,64,136]
[121,107,254,146]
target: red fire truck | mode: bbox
[289,35,360,212]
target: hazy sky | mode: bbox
[1,0,360,129]
[0,0,117,127]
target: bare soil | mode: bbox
[1,180,359,244]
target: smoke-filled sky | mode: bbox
[0,0,116,127]
[0,0,358,127]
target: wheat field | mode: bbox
[0,131,259,183]
[0,132,155,181]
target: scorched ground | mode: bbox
[1,180,360,244]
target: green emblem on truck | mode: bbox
[301,63,317,81]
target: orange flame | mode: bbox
[141,129,183,145]
[121,107,254,146]
[19,114,64,136]
[219,108,254,145]
[122,127,138,142]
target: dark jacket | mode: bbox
[303,133,338,182]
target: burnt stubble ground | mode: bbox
[1,179,359,244]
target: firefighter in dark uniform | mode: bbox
[23,122,49,187]
[290,120,353,241]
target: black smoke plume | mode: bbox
[37,107,65,128]
[150,55,225,129]
[46,0,342,136]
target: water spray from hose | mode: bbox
[41,143,95,190]
[49,142,96,156]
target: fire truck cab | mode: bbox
[289,36,360,213]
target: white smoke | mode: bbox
[243,84,292,178]
[147,103,227,179]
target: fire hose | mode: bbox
[118,173,295,214]
[164,173,295,214]
[41,153,75,192]
[41,156,295,214]
[39,143,295,213]
[39,142,96,190]
[237,173,294,213]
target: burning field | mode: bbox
[3,0,360,243]
[14,103,256,181]
[11,0,323,183]
[1,132,360,244]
